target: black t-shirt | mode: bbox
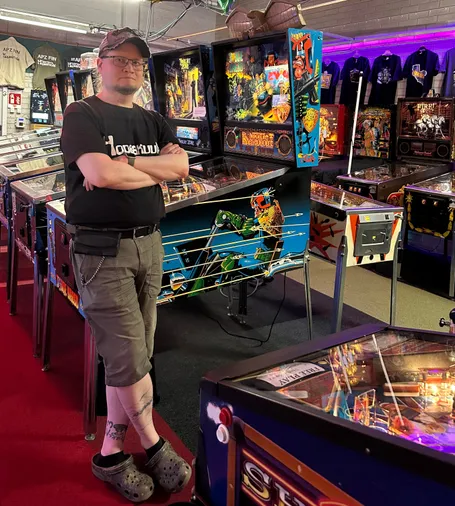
[368,54,402,106]
[61,95,177,228]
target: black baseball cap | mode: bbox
[99,27,150,58]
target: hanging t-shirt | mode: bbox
[340,56,370,106]
[32,44,61,90]
[0,37,34,89]
[321,61,340,104]
[403,49,439,98]
[63,48,83,71]
[442,48,455,98]
[368,54,402,106]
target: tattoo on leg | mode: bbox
[132,392,154,419]
[106,420,128,441]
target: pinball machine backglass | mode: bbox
[195,324,455,506]
[152,46,216,158]
[397,98,455,161]
[354,106,392,159]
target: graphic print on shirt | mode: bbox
[412,64,427,85]
[378,67,392,84]
[350,69,360,83]
[105,135,160,157]
[321,73,332,89]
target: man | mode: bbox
[61,27,191,502]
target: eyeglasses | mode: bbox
[101,56,147,71]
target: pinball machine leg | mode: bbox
[390,239,399,326]
[32,255,44,358]
[331,235,348,334]
[238,280,248,325]
[41,278,54,372]
[83,319,98,441]
[6,221,12,301]
[31,254,41,357]
[303,247,313,340]
[450,231,455,300]
[8,233,18,316]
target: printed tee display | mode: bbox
[403,48,439,98]
[442,48,455,98]
[0,37,34,89]
[321,60,340,104]
[368,54,402,106]
[32,44,62,90]
[63,48,83,71]
[340,56,370,106]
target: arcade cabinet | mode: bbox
[194,324,455,506]
[338,99,453,204]
[40,27,323,439]
[152,45,219,162]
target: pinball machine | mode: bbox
[45,76,64,127]
[39,27,323,439]
[310,182,402,332]
[401,172,455,299]
[9,170,66,353]
[319,104,348,158]
[194,323,455,506]
[337,100,454,205]
[152,45,219,162]
[0,147,63,300]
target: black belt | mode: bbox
[68,224,159,239]
[118,225,159,239]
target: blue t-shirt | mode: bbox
[443,48,455,98]
[403,49,439,98]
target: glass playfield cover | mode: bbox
[407,172,455,195]
[224,40,291,125]
[311,181,385,210]
[237,329,455,456]
[349,163,430,183]
[15,171,65,200]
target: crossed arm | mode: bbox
[77,143,189,191]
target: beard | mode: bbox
[113,84,140,96]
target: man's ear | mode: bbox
[96,57,103,72]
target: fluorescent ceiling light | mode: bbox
[300,0,347,11]
[0,8,89,27]
[0,15,87,33]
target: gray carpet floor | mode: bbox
[154,274,380,453]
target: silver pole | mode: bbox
[347,71,364,176]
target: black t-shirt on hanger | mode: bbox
[368,54,402,106]
[403,48,440,98]
[321,61,340,104]
[340,56,370,106]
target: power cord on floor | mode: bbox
[202,273,287,347]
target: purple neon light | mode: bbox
[324,26,455,54]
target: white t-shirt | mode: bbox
[0,37,34,89]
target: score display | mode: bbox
[176,126,199,141]
[241,131,275,149]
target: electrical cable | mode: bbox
[202,273,287,347]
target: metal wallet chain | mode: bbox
[80,256,106,288]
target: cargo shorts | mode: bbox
[70,231,164,387]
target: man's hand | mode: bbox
[83,178,95,191]
[160,143,185,156]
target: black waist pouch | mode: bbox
[73,229,121,257]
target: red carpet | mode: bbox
[0,268,194,505]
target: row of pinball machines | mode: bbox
[1,26,454,505]
[6,28,322,441]
[330,98,455,299]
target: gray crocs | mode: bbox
[92,455,155,503]
[145,440,192,494]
